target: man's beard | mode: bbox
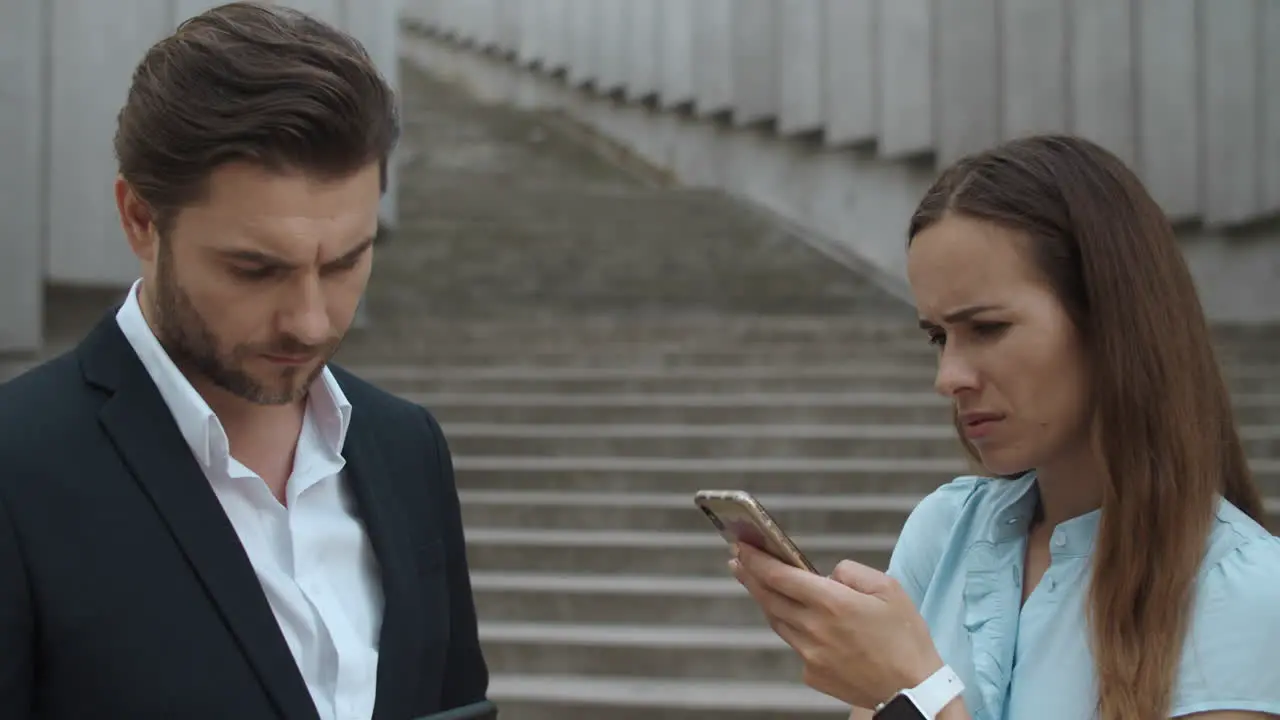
[151,245,338,406]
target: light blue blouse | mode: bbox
[888,473,1280,720]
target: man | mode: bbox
[0,4,490,719]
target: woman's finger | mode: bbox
[737,542,845,607]
[731,556,808,626]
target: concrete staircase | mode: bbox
[7,59,1279,720]
[336,63,1280,720]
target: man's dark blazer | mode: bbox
[0,311,490,719]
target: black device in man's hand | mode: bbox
[415,699,498,720]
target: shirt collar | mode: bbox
[990,471,1101,556]
[114,279,352,472]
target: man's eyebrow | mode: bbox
[324,236,375,267]
[918,304,1002,329]
[212,236,375,269]
[215,248,290,267]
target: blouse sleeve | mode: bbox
[1171,533,1280,717]
[886,476,986,607]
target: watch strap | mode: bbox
[903,664,964,718]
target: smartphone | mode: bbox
[693,489,818,574]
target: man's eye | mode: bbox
[927,331,946,347]
[231,266,277,280]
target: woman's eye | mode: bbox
[973,321,1009,336]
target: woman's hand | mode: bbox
[730,543,945,710]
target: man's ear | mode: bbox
[114,176,159,262]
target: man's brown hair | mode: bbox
[114,1,399,235]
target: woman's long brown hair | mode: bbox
[907,135,1265,720]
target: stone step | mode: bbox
[480,622,802,681]
[464,528,893,575]
[354,362,1280,395]
[346,315,926,342]
[486,673,848,720]
[442,422,1280,460]
[336,337,1280,364]
[458,489,921,535]
[338,341,946,365]
[420,391,953,424]
[335,312,1280,345]
[452,456,1280,496]
[468,572,809,626]
[457,489,1280,537]
[415,391,1280,426]
[446,422,966,459]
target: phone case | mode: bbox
[693,489,818,573]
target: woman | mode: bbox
[731,135,1280,720]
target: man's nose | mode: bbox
[279,277,331,347]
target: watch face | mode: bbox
[874,695,927,720]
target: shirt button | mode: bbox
[1053,532,1067,548]
[1046,577,1057,592]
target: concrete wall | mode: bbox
[401,0,1280,324]
[0,0,400,352]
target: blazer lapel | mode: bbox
[341,415,426,720]
[80,314,320,720]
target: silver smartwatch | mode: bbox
[872,665,965,720]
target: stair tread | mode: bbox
[465,527,898,550]
[455,455,965,472]
[470,571,741,594]
[480,621,782,647]
[450,455,1280,473]
[404,390,950,408]
[487,672,848,710]
[457,489,925,510]
[442,422,958,438]
[355,362,1280,380]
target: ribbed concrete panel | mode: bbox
[47,0,170,287]
[1136,0,1199,220]
[658,0,696,108]
[877,0,933,157]
[729,0,779,126]
[0,0,46,350]
[516,0,540,66]
[594,0,626,93]
[822,0,877,146]
[625,0,660,100]
[1001,0,1067,139]
[341,0,400,226]
[777,0,823,135]
[568,0,600,86]
[935,0,1000,165]
[1261,1,1280,216]
[1203,0,1261,225]
[541,0,569,72]
[1070,0,1135,165]
[495,0,520,56]
[692,0,733,115]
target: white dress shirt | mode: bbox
[116,279,383,720]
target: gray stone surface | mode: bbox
[0,0,47,352]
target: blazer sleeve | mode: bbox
[423,407,491,709]
[0,491,34,718]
